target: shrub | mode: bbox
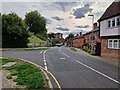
[6,74,12,79]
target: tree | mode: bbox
[65,33,74,41]
[25,11,47,40]
[2,13,29,48]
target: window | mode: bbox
[108,20,111,28]
[113,40,118,48]
[108,39,120,49]
[108,40,112,48]
[112,19,115,27]
[108,16,120,28]
[117,17,120,26]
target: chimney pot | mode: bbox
[93,22,97,29]
[80,32,82,36]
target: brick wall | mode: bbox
[73,38,84,48]
[101,38,120,60]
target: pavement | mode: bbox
[1,46,120,89]
[2,74,13,88]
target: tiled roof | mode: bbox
[98,1,120,21]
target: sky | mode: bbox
[1,0,114,38]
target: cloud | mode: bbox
[63,30,86,36]
[75,25,89,28]
[72,4,92,19]
[51,16,64,21]
[45,18,52,24]
[54,2,77,12]
[56,27,69,31]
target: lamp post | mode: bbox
[88,14,94,24]
[88,14,94,52]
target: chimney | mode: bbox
[76,34,79,37]
[80,32,82,36]
[93,22,97,29]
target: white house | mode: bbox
[98,1,120,60]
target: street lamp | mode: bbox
[88,14,95,52]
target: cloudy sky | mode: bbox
[2,0,114,38]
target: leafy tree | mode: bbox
[2,13,29,48]
[65,33,74,41]
[25,11,47,40]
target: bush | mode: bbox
[11,70,18,76]
[87,49,95,55]
[6,74,12,79]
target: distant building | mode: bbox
[55,33,63,39]
[48,33,64,46]
[66,38,74,47]
[98,1,120,60]
[72,32,84,48]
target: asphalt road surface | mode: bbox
[2,47,120,89]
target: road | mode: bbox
[2,47,120,89]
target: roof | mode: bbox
[98,1,120,21]
[84,28,99,35]
[56,33,63,35]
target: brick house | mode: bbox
[98,1,120,60]
[66,32,84,48]
[83,23,101,55]
[48,32,64,46]
[72,32,84,48]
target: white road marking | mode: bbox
[59,47,120,85]
[59,48,70,58]
[43,50,48,71]
[75,60,120,85]
[44,62,47,66]
[40,50,43,54]
[62,52,70,57]
[60,58,66,60]
[43,50,47,60]
[59,47,61,52]
[44,65,47,70]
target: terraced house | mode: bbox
[98,1,120,60]
[84,23,101,56]
[72,32,84,48]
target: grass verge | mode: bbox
[25,47,49,51]
[70,48,77,52]
[1,58,48,89]
[2,47,49,51]
[0,58,16,65]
